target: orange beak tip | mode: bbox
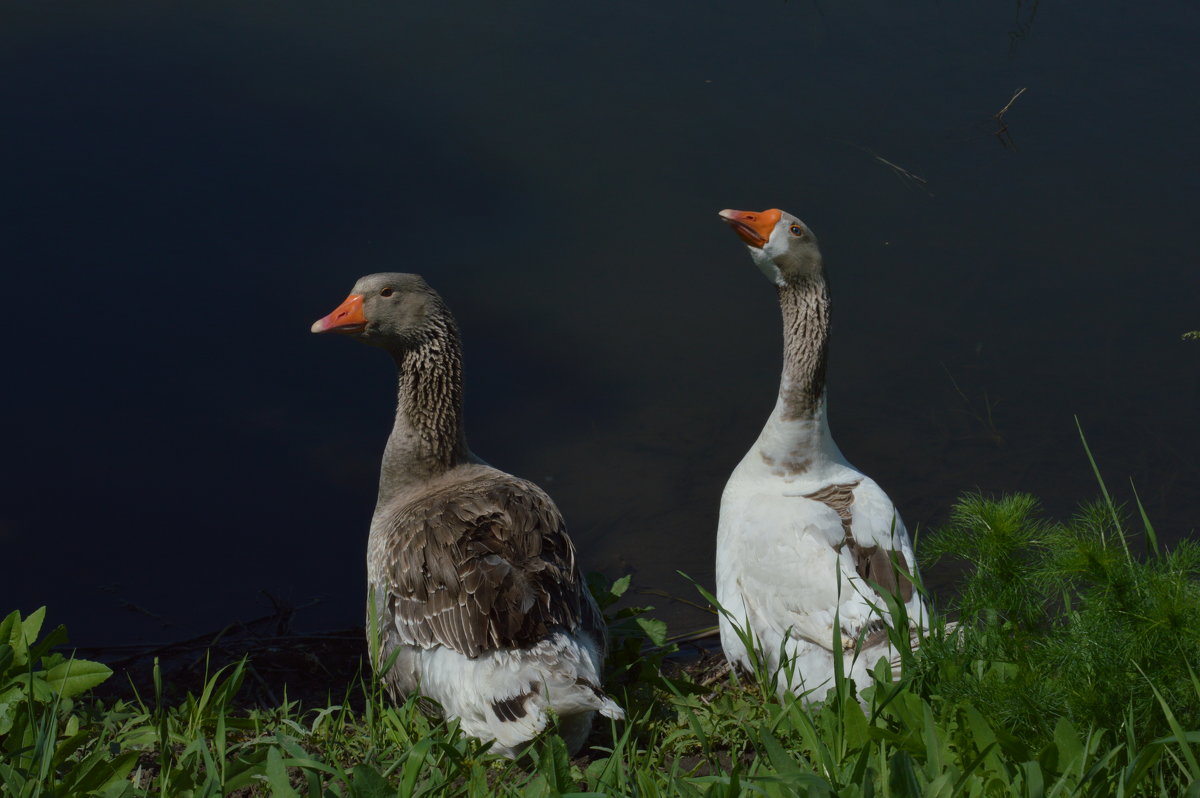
[311,293,367,335]
[719,207,777,249]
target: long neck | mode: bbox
[777,276,830,421]
[377,319,471,500]
[754,275,839,477]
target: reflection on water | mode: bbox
[1009,0,1041,51]
[1,0,1197,645]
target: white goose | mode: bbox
[714,208,927,701]
[312,273,623,756]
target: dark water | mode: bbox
[3,1,1197,646]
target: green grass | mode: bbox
[4,458,1199,795]
[5,604,1200,797]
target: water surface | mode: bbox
[2,0,1197,645]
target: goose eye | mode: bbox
[380,288,394,297]
[789,225,804,237]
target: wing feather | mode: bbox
[381,470,587,658]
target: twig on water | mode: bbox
[843,141,932,195]
[873,154,929,188]
[993,87,1027,150]
[666,625,720,646]
[994,87,1027,121]
[869,151,933,196]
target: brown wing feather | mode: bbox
[381,471,586,658]
[803,480,914,603]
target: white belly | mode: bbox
[716,458,926,701]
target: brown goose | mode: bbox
[714,209,927,701]
[311,273,622,756]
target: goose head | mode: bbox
[718,208,822,287]
[311,272,447,350]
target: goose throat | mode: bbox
[776,277,831,422]
[379,325,470,493]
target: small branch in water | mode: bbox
[994,87,1028,150]
[941,362,1006,449]
[873,154,928,186]
[871,152,933,196]
[844,141,932,195]
[994,87,1027,120]
[666,625,720,646]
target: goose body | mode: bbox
[312,273,622,756]
[715,209,927,701]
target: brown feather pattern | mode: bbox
[802,480,914,603]
[380,470,586,658]
[777,277,831,421]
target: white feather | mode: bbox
[717,373,927,702]
[403,628,623,758]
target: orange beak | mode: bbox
[311,294,367,334]
[718,208,781,248]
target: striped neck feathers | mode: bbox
[380,314,470,493]
[777,275,831,422]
